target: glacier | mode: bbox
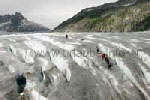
[0,32,150,100]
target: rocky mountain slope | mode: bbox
[54,0,150,32]
[0,12,50,32]
[0,32,150,100]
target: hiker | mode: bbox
[0,61,4,66]
[16,74,27,94]
[101,54,112,69]
[81,39,85,41]
[66,34,68,39]
[96,46,100,53]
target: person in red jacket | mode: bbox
[101,54,112,69]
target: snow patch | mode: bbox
[130,39,140,42]
[141,38,150,41]
[8,65,15,73]
[112,36,120,39]
[131,43,137,48]
[138,51,150,69]
[111,42,132,52]
[86,36,96,40]
[34,35,74,51]
[5,38,16,42]
[28,89,48,100]
[111,42,150,72]
[138,63,150,84]
[83,40,93,43]
[98,43,150,100]
[52,74,58,83]
[99,39,110,42]
[0,43,3,47]
[34,57,49,72]
[67,42,81,45]
[34,35,91,75]
[50,54,71,82]
[24,40,47,56]
[87,35,94,37]
[146,42,150,44]
[9,45,34,64]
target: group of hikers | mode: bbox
[66,34,112,69]
[15,34,113,96]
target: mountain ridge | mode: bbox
[0,12,51,32]
[54,0,150,32]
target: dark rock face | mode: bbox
[0,12,50,32]
[132,16,150,31]
[0,15,11,23]
[16,75,27,93]
[54,0,150,32]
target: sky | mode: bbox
[0,0,117,29]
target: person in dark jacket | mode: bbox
[66,34,68,39]
[16,74,27,93]
[96,46,100,53]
